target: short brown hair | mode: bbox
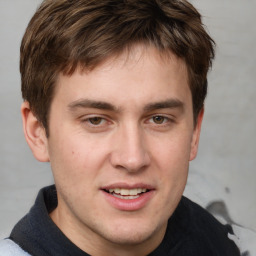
[21,0,215,134]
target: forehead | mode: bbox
[53,45,190,109]
[89,45,187,77]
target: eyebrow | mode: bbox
[68,99,118,111]
[68,98,184,113]
[143,99,184,112]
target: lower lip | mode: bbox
[101,190,155,211]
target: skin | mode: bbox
[22,45,203,256]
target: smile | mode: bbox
[101,185,154,211]
[105,188,148,200]
[101,183,155,211]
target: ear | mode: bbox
[189,108,204,161]
[21,101,50,162]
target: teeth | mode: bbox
[113,194,140,200]
[108,188,147,196]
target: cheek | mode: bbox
[48,136,83,185]
[151,132,192,170]
[49,134,110,184]
[150,133,191,194]
[149,143,190,222]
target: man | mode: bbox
[0,0,240,255]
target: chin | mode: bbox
[104,228,155,246]
[97,217,165,247]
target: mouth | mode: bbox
[103,188,150,200]
[101,184,155,211]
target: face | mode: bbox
[23,46,203,255]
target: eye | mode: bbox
[88,117,105,125]
[152,116,166,124]
[81,116,109,128]
[150,115,170,124]
[81,115,112,132]
[145,115,175,130]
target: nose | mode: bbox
[110,124,150,173]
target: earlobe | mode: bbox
[21,101,50,162]
[189,108,204,161]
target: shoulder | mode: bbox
[165,197,241,255]
[0,239,31,256]
[181,196,234,238]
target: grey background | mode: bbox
[0,0,255,240]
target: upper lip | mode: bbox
[101,182,155,190]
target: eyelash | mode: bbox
[88,117,106,125]
[81,114,174,130]
[148,115,172,125]
[81,116,109,127]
